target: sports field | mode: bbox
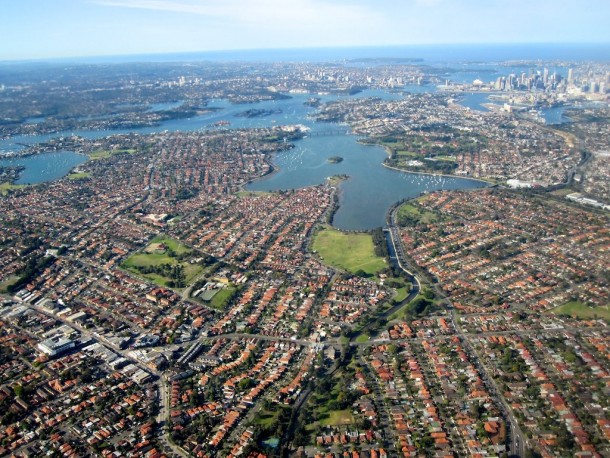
[552,301,610,322]
[122,236,202,287]
[312,226,386,275]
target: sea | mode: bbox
[29,43,610,64]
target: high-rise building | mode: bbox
[567,68,574,84]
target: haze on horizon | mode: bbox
[2,0,610,61]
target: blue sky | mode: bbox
[2,0,610,60]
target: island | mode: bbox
[234,108,282,118]
[304,97,321,108]
[327,155,343,163]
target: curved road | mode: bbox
[384,207,526,457]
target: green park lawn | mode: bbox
[312,226,386,275]
[67,172,91,180]
[254,409,280,428]
[552,301,610,322]
[393,286,410,303]
[88,148,136,160]
[396,150,419,157]
[0,276,20,293]
[209,287,236,310]
[149,236,191,255]
[396,202,439,225]
[431,155,458,162]
[122,236,202,287]
[0,182,27,195]
[319,410,355,427]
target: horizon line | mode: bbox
[3,42,610,65]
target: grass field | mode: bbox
[88,148,136,160]
[312,226,386,275]
[0,276,19,293]
[393,286,410,303]
[149,236,191,255]
[122,236,203,288]
[431,155,458,162]
[396,202,439,225]
[355,334,370,343]
[209,287,236,309]
[254,409,280,428]
[396,150,419,157]
[67,172,91,180]
[319,410,355,427]
[552,301,610,322]
[306,405,356,430]
[0,182,26,195]
[124,252,173,267]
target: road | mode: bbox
[157,375,191,458]
[384,210,528,457]
[21,300,194,457]
[453,310,526,457]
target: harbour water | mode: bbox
[0,90,486,230]
[0,151,87,185]
[245,126,485,231]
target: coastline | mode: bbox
[381,159,495,186]
[240,157,280,192]
[357,137,496,185]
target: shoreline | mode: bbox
[240,136,493,232]
[381,158,495,186]
[240,156,280,192]
[358,138,496,185]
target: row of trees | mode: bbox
[133,263,186,288]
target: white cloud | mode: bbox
[92,0,376,25]
[91,0,385,48]
[414,0,442,5]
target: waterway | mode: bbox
[457,92,572,125]
[458,92,493,112]
[0,151,87,184]
[245,128,485,230]
[0,89,487,230]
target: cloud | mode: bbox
[92,0,376,24]
[91,0,384,47]
[414,0,442,5]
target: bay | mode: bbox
[0,151,87,184]
[245,129,485,231]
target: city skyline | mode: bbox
[2,0,610,61]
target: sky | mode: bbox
[1,0,610,61]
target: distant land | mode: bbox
[4,42,610,65]
[347,57,424,64]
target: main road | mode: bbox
[21,298,190,458]
[384,206,526,457]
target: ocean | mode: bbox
[7,43,610,65]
